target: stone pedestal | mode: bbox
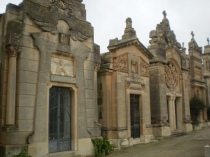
[204,145,210,157]
[182,123,193,133]
[152,126,171,137]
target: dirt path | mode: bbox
[108,127,210,157]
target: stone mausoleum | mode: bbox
[0,0,209,157]
[0,0,100,156]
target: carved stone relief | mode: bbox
[27,1,92,41]
[113,55,128,73]
[126,81,145,90]
[50,0,71,11]
[131,61,138,74]
[165,61,178,90]
[51,57,74,77]
[140,59,149,77]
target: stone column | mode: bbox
[168,96,176,131]
[5,46,20,126]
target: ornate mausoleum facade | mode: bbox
[0,1,210,157]
[0,0,100,157]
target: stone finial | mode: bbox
[191,31,194,39]
[182,42,184,48]
[207,38,209,45]
[126,18,132,29]
[122,17,136,40]
[163,10,167,19]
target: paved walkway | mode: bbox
[108,127,210,157]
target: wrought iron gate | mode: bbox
[49,87,71,153]
[130,94,140,138]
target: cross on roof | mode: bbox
[163,10,167,18]
[191,31,194,39]
[207,38,209,45]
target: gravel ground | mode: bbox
[108,127,210,157]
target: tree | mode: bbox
[190,96,206,126]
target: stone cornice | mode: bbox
[108,38,154,59]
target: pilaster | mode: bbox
[5,45,21,127]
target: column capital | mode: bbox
[168,96,175,101]
[6,45,21,57]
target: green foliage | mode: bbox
[190,96,206,126]
[3,149,31,157]
[91,137,114,157]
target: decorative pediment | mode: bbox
[113,55,128,73]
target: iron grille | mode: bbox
[49,87,71,153]
[130,94,140,138]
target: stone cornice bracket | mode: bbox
[6,45,21,57]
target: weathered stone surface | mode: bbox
[18,59,39,72]
[17,83,37,95]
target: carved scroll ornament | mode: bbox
[165,62,178,90]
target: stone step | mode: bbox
[171,130,187,137]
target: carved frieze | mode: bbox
[126,81,145,90]
[126,78,145,91]
[113,55,128,73]
[165,61,178,90]
[140,59,149,77]
[51,57,74,77]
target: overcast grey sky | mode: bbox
[1,0,210,53]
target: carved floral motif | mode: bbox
[165,62,178,90]
[51,58,74,77]
[140,59,149,77]
[113,55,128,73]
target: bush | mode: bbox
[3,149,31,157]
[190,96,206,126]
[91,137,114,157]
